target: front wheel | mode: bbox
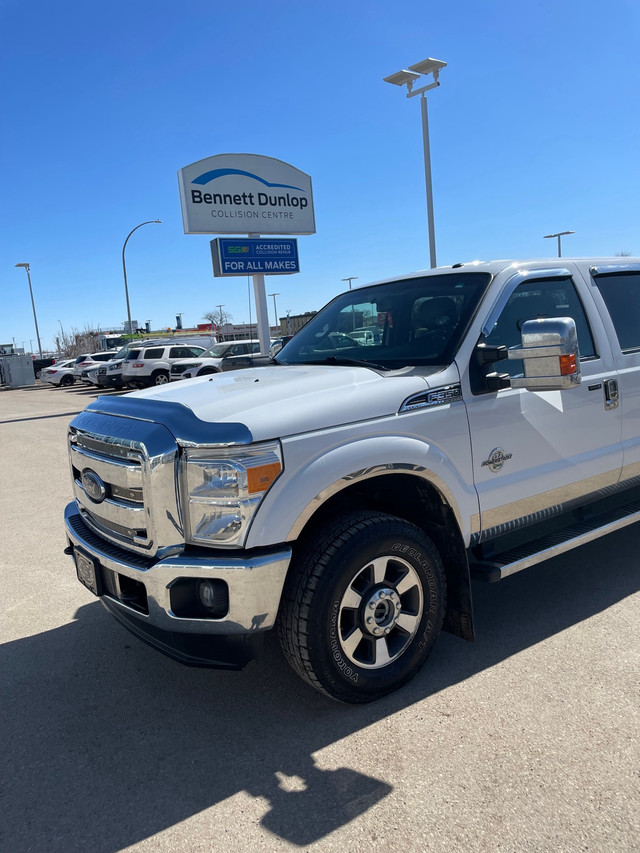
[278,512,446,703]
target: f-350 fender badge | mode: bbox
[481,447,513,473]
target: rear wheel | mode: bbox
[278,511,446,703]
[60,374,74,387]
[151,370,169,386]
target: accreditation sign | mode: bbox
[211,238,300,277]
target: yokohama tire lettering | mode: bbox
[330,601,359,682]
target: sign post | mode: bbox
[179,154,315,356]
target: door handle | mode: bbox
[604,378,619,410]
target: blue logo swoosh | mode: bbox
[192,168,304,191]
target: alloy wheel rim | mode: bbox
[337,555,423,670]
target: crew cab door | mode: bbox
[462,269,623,538]
[584,264,640,485]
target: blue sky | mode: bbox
[1,0,638,352]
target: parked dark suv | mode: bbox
[33,357,56,378]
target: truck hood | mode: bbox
[119,364,455,442]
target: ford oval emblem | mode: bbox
[81,468,107,503]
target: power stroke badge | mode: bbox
[481,447,513,473]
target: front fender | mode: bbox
[246,433,478,549]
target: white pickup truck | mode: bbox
[64,258,640,703]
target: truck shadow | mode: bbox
[2,526,638,851]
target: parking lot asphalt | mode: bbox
[1,383,639,853]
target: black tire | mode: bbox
[198,368,219,376]
[151,370,169,386]
[35,369,43,379]
[60,374,74,387]
[278,511,446,703]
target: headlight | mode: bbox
[181,442,282,547]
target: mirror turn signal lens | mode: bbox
[559,354,578,375]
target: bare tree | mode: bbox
[202,308,233,330]
[55,323,102,358]
[615,251,632,257]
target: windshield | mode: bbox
[201,344,232,358]
[278,272,491,369]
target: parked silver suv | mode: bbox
[122,343,206,388]
[170,340,261,381]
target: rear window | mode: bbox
[594,272,640,353]
[169,346,204,358]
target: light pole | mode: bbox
[341,276,358,290]
[214,304,226,336]
[543,230,575,258]
[14,263,43,358]
[268,292,280,332]
[122,220,162,336]
[384,57,447,269]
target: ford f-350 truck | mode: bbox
[64,258,640,703]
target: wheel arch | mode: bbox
[288,469,474,643]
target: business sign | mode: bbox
[178,154,315,235]
[211,238,299,277]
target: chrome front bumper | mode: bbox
[64,503,291,664]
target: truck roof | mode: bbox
[360,257,640,289]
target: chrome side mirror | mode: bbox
[509,317,581,390]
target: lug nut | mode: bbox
[373,627,381,635]
[369,601,376,610]
[379,591,385,599]
[366,617,373,625]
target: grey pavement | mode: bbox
[1,383,639,852]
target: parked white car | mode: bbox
[122,343,207,387]
[72,351,119,383]
[170,340,261,380]
[41,359,77,387]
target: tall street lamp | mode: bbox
[122,220,162,336]
[268,292,280,331]
[341,276,358,290]
[14,262,43,358]
[543,230,575,258]
[384,57,447,269]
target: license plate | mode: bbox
[74,548,102,596]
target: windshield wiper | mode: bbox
[324,356,391,371]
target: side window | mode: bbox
[485,278,596,376]
[230,344,245,355]
[594,273,640,353]
[144,348,164,359]
[249,342,261,353]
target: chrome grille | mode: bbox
[68,409,184,559]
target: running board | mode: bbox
[470,499,640,582]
